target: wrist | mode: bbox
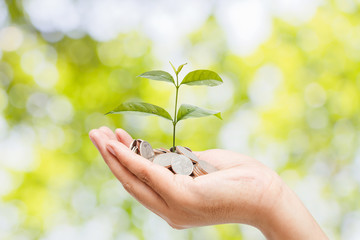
[257,178,328,240]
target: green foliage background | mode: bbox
[0,1,359,239]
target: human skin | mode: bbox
[89,126,328,240]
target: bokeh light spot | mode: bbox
[0,26,23,51]
[306,108,329,129]
[0,203,20,234]
[21,50,46,75]
[46,96,74,124]
[219,106,261,153]
[216,0,271,56]
[297,28,320,52]
[24,0,80,33]
[0,169,14,196]
[304,82,327,108]
[37,124,65,150]
[248,64,283,107]
[122,34,148,58]
[0,88,8,112]
[26,92,49,118]
[8,84,31,109]
[97,39,125,67]
[34,63,59,89]
[0,62,13,87]
[0,124,37,171]
[71,186,97,218]
[342,211,360,240]
[207,76,235,110]
[0,0,9,28]
[272,0,322,25]
[0,115,8,140]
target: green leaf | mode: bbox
[169,61,177,74]
[176,63,187,74]
[138,70,175,84]
[106,102,173,121]
[169,62,187,75]
[176,104,222,122]
[181,70,223,86]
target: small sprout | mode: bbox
[106,62,223,150]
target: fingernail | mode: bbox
[107,145,115,155]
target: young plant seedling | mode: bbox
[106,62,223,151]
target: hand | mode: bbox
[89,127,328,240]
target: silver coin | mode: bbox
[184,146,192,152]
[154,148,167,155]
[130,139,137,149]
[171,155,193,176]
[192,164,203,177]
[160,148,171,153]
[136,139,143,148]
[197,160,218,174]
[139,140,155,160]
[153,153,177,168]
[131,146,139,154]
[176,146,199,163]
[148,155,155,162]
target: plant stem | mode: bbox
[172,75,180,151]
[172,121,176,151]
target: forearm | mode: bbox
[259,182,328,240]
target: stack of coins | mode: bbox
[129,139,219,177]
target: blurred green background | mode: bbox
[0,0,360,239]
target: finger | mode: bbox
[115,128,134,147]
[99,126,116,140]
[89,129,169,214]
[106,140,182,201]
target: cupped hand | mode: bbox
[89,127,281,227]
[89,127,328,240]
